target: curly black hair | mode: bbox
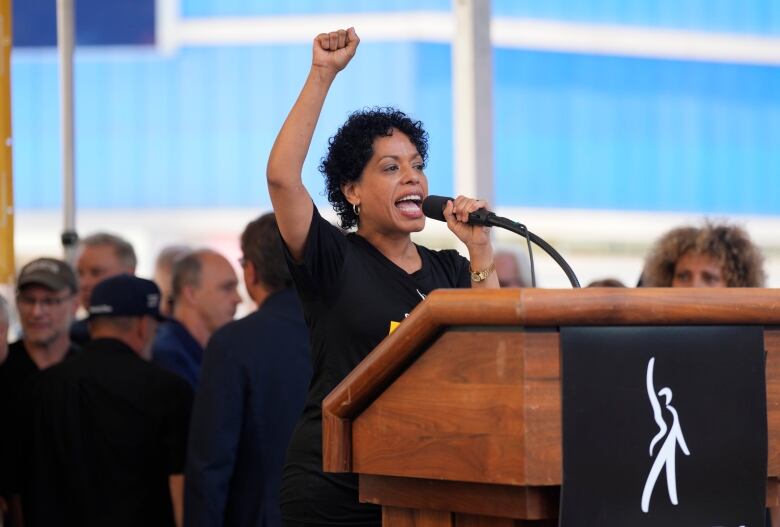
[320,107,429,230]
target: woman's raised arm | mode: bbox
[266,28,359,261]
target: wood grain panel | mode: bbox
[353,331,528,484]
[521,332,562,484]
[517,288,780,326]
[454,513,557,526]
[767,478,779,507]
[383,506,453,527]
[322,414,351,472]
[324,289,780,433]
[767,330,780,477]
[361,475,558,520]
[353,330,562,485]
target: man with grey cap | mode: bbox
[12,274,193,527]
[0,257,81,522]
[2,258,80,372]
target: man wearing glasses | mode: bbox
[6,258,81,371]
[0,257,80,523]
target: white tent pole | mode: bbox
[56,0,78,263]
[452,0,493,204]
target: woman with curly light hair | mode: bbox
[641,222,766,287]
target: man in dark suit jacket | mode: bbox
[185,213,311,527]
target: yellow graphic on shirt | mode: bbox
[389,290,427,335]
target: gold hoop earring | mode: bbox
[353,203,360,216]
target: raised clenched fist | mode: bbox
[312,27,360,74]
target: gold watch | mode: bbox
[469,262,496,283]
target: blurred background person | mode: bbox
[587,278,627,287]
[72,232,137,345]
[13,275,192,527]
[494,248,532,288]
[185,213,311,527]
[0,294,9,365]
[154,245,192,318]
[152,249,241,389]
[0,258,80,382]
[0,294,10,523]
[0,258,80,523]
[641,222,766,288]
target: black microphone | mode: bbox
[421,194,581,288]
[421,195,495,226]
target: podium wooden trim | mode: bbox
[322,288,780,524]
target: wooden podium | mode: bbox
[322,288,780,526]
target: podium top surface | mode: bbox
[421,287,780,327]
[323,288,780,422]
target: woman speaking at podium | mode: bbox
[266,27,499,526]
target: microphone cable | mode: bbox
[487,214,579,288]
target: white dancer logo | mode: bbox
[641,357,691,513]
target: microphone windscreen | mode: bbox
[421,195,451,222]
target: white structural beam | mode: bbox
[490,18,780,65]
[56,0,77,263]
[155,0,180,54]
[451,0,493,204]
[159,6,780,66]
[173,12,453,46]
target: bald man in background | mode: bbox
[151,249,241,389]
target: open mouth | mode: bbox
[394,194,424,217]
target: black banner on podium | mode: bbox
[560,326,766,527]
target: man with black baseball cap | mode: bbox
[0,258,80,518]
[13,274,193,527]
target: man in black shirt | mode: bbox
[0,258,80,518]
[2,258,80,377]
[15,274,193,527]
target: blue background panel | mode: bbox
[11,44,780,214]
[494,49,780,214]
[12,43,454,210]
[13,0,155,47]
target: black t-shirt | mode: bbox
[281,206,470,526]
[0,340,81,408]
[69,318,91,347]
[15,338,193,527]
[0,340,80,496]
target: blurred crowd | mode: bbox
[0,213,311,527]
[0,217,768,526]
